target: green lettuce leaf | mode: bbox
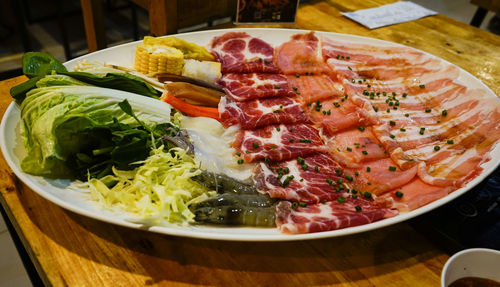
[19,85,171,179]
[22,52,68,78]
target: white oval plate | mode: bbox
[1,28,499,241]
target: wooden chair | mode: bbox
[470,0,500,27]
[80,0,236,53]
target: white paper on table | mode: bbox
[342,1,438,29]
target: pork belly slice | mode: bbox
[345,158,418,196]
[322,37,431,68]
[210,31,279,73]
[286,74,344,103]
[275,32,330,75]
[253,153,345,204]
[305,96,377,134]
[276,197,398,234]
[218,95,309,129]
[381,178,452,212]
[233,124,327,163]
[324,48,446,82]
[325,126,386,168]
[220,73,296,102]
[373,95,500,187]
[341,64,458,99]
[322,37,456,82]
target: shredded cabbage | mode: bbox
[88,146,215,225]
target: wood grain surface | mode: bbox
[1,0,499,286]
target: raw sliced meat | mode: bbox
[233,124,327,162]
[253,153,345,204]
[276,198,398,234]
[220,73,296,102]
[324,51,446,82]
[325,127,386,168]
[322,37,431,67]
[346,158,418,195]
[305,96,376,134]
[322,37,454,82]
[218,96,309,129]
[373,93,500,187]
[286,74,344,103]
[210,32,279,73]
[382,178,452,211]
[276,32,330,75]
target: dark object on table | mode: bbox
[411,166,500,254]
[236,0,300,23]
[488,13,500,34]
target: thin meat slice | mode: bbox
[276,198,398,234]
[253,153,345,204]
[322,37,455,82]
[346,158,418,195]
[382,178,452,212]
[378,97,500,187]
[233,124,327,162]
[220,73,296,102]
[218,96,309,129]
[325,127,386,168]
[276,32,330,75]
[342,65,459,99]
[210,32,278,73]
[286,75,344,103]
[322,37,431,67]
[325,51,446,82]
[306,96,376,134]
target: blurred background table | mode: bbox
[1,0,500,286]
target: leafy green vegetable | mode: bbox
[89,147,216,224]
[12,52,161,104]
[22,52,67,78]
[10,75,43,104]
[11,74,90,104]
[36,74,91,87]
[60,72,160,99]
[19,85,173,180]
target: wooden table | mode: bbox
[1,0,499,286]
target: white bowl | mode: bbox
[441,248,500,287]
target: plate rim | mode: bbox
[1,28,500,241]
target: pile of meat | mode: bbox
[209,31,500,234]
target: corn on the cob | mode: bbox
[143,36,214,61]
[134,44,184,75]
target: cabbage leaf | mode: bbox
[20,85,172,179]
